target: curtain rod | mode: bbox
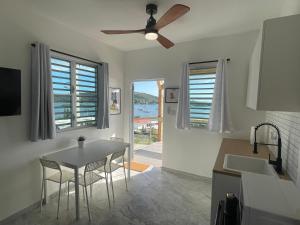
[189,58,230,65]
[31,43,102,65]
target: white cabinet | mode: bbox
[246,14,300,111]
[210,172,241,225]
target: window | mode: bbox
[188,63,216,128]
[51,53,98,131]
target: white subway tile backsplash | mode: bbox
[266,111,300,182]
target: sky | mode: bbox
[134,81,158,97]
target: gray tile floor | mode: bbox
[5,168,212,225]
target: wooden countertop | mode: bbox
[213,138,290,180]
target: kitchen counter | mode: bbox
[213,138,290,180]
[242,172,300,223]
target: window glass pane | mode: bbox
[52,71,70,79]
[53,77,70,85]
[53,83,71,90]
[76,86,96,92]
[189,89,214,94]
[189,79,215,85]
[51,57,72,130]
[188,66,216,128]
[54,90,71,95]
[51,65,70,72]
[75,63,97,127]
[76,102,97,107]
[51,58,70,67]
[189,74,215,79]
[76,75,96,82]
[76,70,96,77]
[76,80,96,87]
[76,64,96,72]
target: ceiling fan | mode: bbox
[101,3,190,49]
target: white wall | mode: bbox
[123,31,265,178]
[280,0,300,16]
[0,2,125,221]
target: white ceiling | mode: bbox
[26,0,285,51]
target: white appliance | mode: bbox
[241,172,300,225]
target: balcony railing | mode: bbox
[134,117,162,145]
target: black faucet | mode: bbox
[253,122,282,174]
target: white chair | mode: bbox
[68,158,110,221]
[39,158,74,219]
[98,146,128,202]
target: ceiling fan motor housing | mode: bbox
[146,4,157,16]
[146,4,158,33]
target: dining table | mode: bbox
[42,139,131,220]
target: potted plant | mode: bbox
[77,136,86,149]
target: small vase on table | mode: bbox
[77,136,86,149]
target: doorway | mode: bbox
[131,79,164,168]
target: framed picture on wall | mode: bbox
[165,88,179,103]
[109,88,121,115]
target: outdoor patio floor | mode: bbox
[133,142,162,167]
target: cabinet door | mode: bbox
[246,30,262,109]
[258,14,300,111]
[247,14,300,111]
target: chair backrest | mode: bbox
[85,157,107,173]
[40,158,61,171]
[110,137,124,142]
[110,148,126,161]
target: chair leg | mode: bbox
[67,182,70,210]
[123,160,128,191]
[104,172,111,208]
[85,186,91,221]
[110,172,115,202]
[82,186,85,201]
[40,177,44,213]
[57,182,62,219]
[90,184,93,197]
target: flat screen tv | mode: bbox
[0,67,21,116]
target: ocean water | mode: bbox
[133,103,211,118]
[134,104,158,118]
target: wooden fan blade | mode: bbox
[101,29,145,34]
[157,34,174,49]
[155,4,190,30]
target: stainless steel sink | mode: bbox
[223,154,277,176]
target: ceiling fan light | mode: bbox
[145,31,158,40]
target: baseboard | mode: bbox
[0,201,40,225]
[0,184,70,225]
[161,167,212,183]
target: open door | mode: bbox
[131,79,164,169]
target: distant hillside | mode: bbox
[134,92,158,104]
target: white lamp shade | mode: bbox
[145,32,158,40]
